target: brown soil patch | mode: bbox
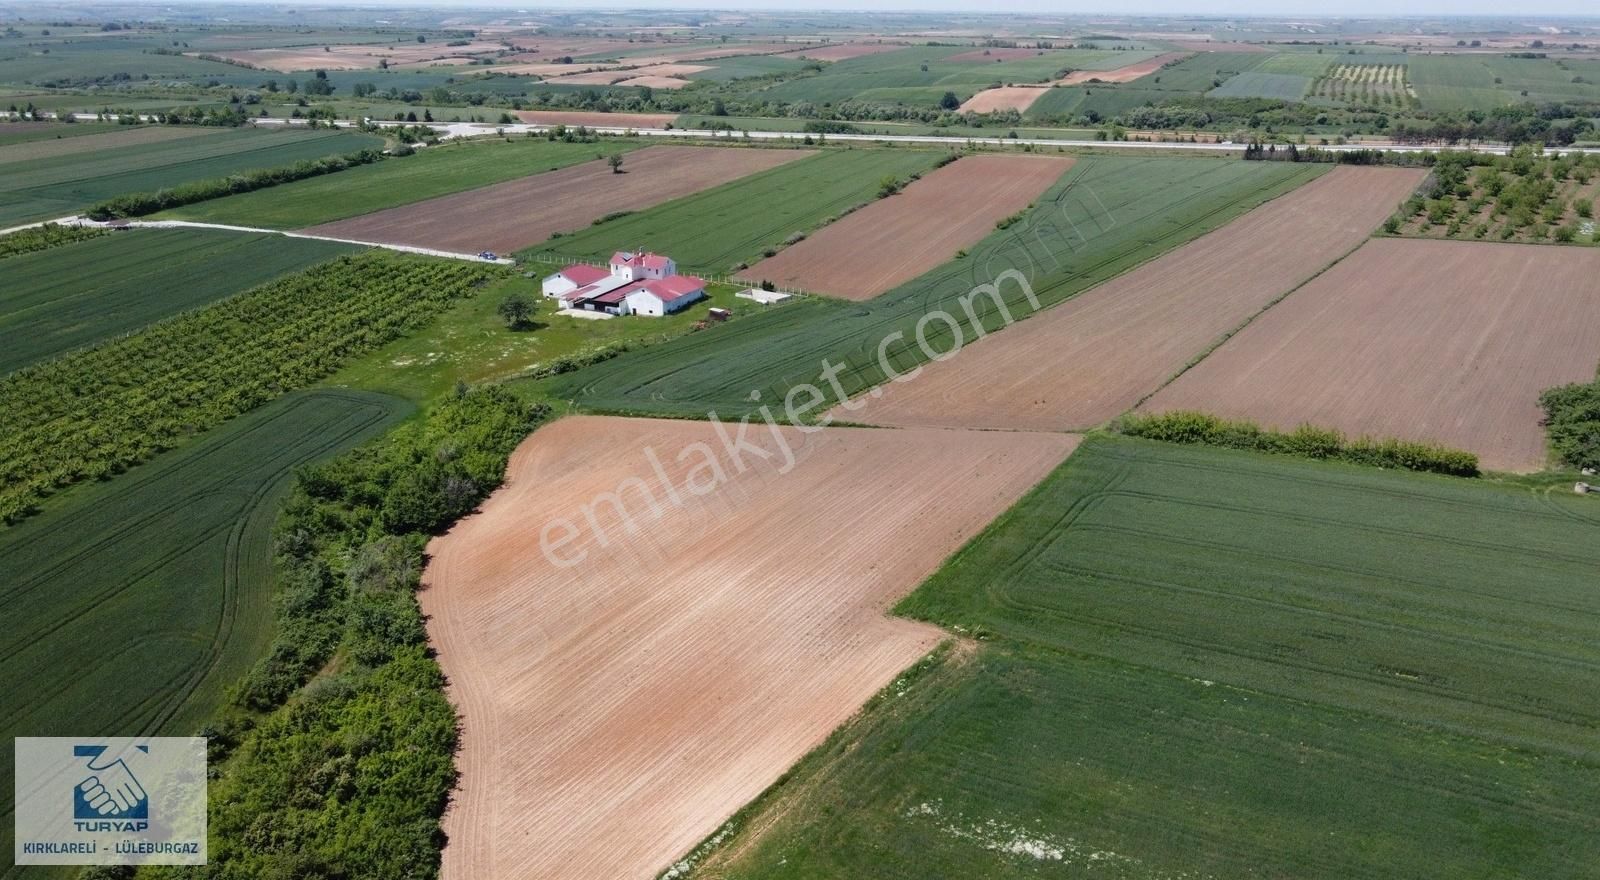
[747,154,1073,300]
[492,62,620,77]
[210,41,507,72]
[1054,51,1191,85]
[510,109,679,129]
[0,124,218,165]
[959,85,1049,114]
[541,68,637,85]
[303,145,809,254]
[614,75,694,89]
[421,416,1079,880]
[946,47,1057,62]
[842,166,1426,431]
[504,38,640,61]
[786,43,906,61]
[1141,238,1600,472]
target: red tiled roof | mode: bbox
[610,251,672,270]
[560,264,611,286]
[644,275,706,302]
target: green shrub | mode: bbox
[0,222,107,259]
[1117,411,1480,477]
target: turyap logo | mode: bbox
[73,744,150,825]
[14,737,206,866]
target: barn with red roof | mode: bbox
[540,251,708,317]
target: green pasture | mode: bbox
[0,388,410,879]
[1026,52,1269,120]
[689,55,811,82]
[759,45,1159,106]
[528,147,945,272]
[1254,51,1338,77]
[0,125,381,225]
[1410,54,1600,112]
[0,228,357,374]
[162,136,633,228]
[693,437,1600,879]
[1208,70,1311,100]
[0,119,121,145]
[536,156,1323,416]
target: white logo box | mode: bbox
[14,737,206,866]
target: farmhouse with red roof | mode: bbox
[540,251,708,317]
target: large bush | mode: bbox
[1540,381,1600,470]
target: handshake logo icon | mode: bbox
[72,744,149,822]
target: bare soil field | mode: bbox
[541,68,637,85]
[786,43,907,61]
[844,166,1426,430]
[1055,51,1191,84]
[0,124,217,164]
[614,75,694,89]
[492,62,620,77]
[958,85,1049,113]
[304,145,807,254]
[420,416,1079,880]
[511,109,678,129]
[1142,238,1600,472]
[747,154,1073,299]
[209,41,507,71]
[504,38,641,61]
[544,63,709,85]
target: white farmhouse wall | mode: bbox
[542,275,578,298]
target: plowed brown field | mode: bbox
[302,145,808,253]
[746,154,1073,299]
[1055,51,1191,84]
[958,85,1049,113]
[1142,238,1600,472]
[511,109,679,128]
[843,165,1426,430]
[420,416,1079,880]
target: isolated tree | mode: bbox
[497,293,534,329]
[607,153,624,174]
[939,90,961,110]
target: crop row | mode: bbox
[0,251,495,524]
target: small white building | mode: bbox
[540,251,707,317]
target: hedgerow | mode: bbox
[196,386,548,879]
[85,148,386,220]
[1117,410,1480,477]
[0,222,107,259]
[0,252,496,525]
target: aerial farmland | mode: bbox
[3,4,1600,880]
